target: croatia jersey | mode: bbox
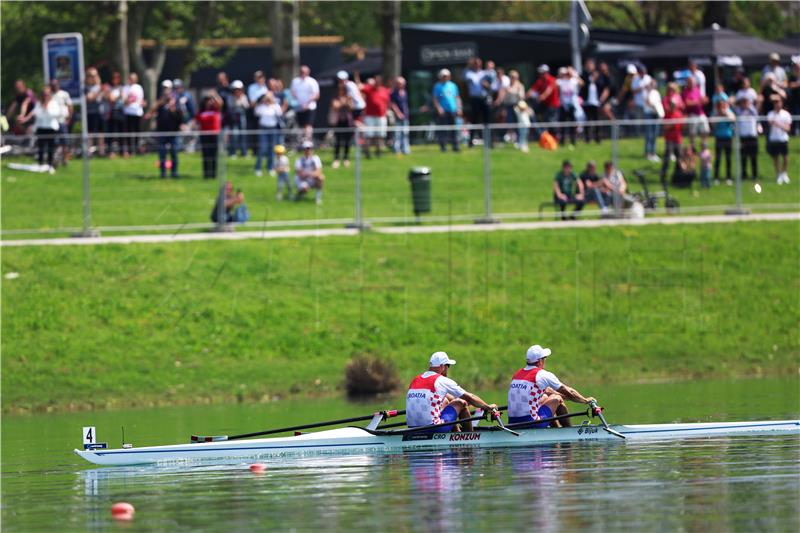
[406,371,465,427]
[507,366,562,420]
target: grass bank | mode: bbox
[2,220,798,412]
[2,138,798,236]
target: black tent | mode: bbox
[635,26,799,66]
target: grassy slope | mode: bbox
[2,138,798,234]
[2,220,798,412]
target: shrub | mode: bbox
[345,355,400,396]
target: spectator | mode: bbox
[497,69,525,144]
[491,64,510,136]
[254,92,282,177]
[50,79,73,163]
[766,95,792,184]
[643,78,664,162]
[247,71,268,155]
[660,85,685,181]
[672,144,697,188]
[514,100,532,153]
[727,67,747,96]
[682,76,708,150]
[579,160,606,210]
[528,64,559,132]
[390,76,411,155]
[227,80,249,157]
[463,57,493,147]
[274,144,292,200]
[336,70,366,123]
[290,65,320,140]
[147,80,182,179]
[294,140,325,205]
[359,74,390,158]
[196,92,223,179]
[687,60,707,100]
[122,72,145,157]
[598,61,616,136]
[432,68,461,152]
[553,160,584,220]
[107,72,126,157]
[789,60,800,136]
[20,85,60,173]
[7,79,36,134]
[711,98,735,185]
[330,77,354,168]
[211,180,246,224]
[699,141,712,188]
[762,53,788,88]
[631,64,652,134]
[216,71,232,127]
[711,84,729,107]
[617,64,637,135]
[580,59,604,143]
[597,161,629,211]
[270,77,291,145]
[734,77,758,107]
[759,72,787,115]
[173,79,195,150]
[85,67,106,155]
[734,94,760,181]
[556,66,580,147]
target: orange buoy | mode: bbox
[111,502,135,520]
[249,463,267,473]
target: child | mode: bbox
[514,100,533,153]
[699,141,712,188]
[766,95,792,184]
[274,144,292,200]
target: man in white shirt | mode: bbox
[688,60,707,99]
[766,96,792,184]
[507,345,597,428]
[122,72,145,156]
[49,79,73,162]
[406,351,497,432]
[290,65,320,140]
[762,53,787,88]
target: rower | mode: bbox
[507,344,597,428]
[406,351,497,432]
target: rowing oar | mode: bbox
[378,405,509,430]
[377,412,494,435]
[191,409,405,442]
[491,409,520,437]
[589,400,626,439]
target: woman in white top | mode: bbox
[122,72,145,156]
[496,69,526,144]
[766,96,793,184]
[20,85,61,172]
[556,67,580,146]
[643,79,665,162]
[254,92,283,176]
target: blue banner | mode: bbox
[43,34,83,100]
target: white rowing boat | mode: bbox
[75,419,800,466]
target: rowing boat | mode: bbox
[75,419,800,467]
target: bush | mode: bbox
[345,355,400,396]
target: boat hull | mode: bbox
[74,420,800,467]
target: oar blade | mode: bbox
[191,435,229,443]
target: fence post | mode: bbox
[611,121,622,218]
[214,131,229,232]
[725,117,750,215]
[346,128,369,230]
[475,123,498,224]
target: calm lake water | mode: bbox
[3,377,799,532]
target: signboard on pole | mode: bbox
[42,33,85,102]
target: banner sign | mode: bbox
[42,33,85,101]
[420,41,478,66]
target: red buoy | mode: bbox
[111,502,135,520]
[249,463,267,474]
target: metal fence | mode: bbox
[1,114,798,238]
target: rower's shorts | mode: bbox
[431,405,459,433]
[508,405,554,429]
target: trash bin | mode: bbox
[408,167,431,217]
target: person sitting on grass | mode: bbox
[210,180,246,224]
[294,140,325,205]
[274,144,292,200]
[553,160,585,220]
[672,144,698,188]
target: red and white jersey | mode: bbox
[406,371,465,427]
[507,366,562,420]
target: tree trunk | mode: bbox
[271,0,299,85]
[381,1,401,81]
[703,1,730,28]
[117,0,130,78]
[128,3,167,106]
[179,1,216,86]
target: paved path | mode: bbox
[3,212,798,247]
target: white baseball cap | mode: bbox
[231,80,244,89]
[526,345,552,364]
[336,70,349,80]
[161,79,173,88]
[626,64,637,75]
[301,140,314,149]
[438,68,451,78]
[429,351,456,367]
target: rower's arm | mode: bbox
[460,392,497,412]
[557,385,595,405]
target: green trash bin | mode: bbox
[409,167,431,217]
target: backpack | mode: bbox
[539,131,558,151]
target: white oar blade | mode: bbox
[190,435,229,443]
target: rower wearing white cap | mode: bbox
[406,351,497,432]
[507,345,597,428]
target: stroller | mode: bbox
[632,167,680,212]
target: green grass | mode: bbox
[2,137,798,236]
[2,220,798,412]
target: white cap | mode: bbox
[537,64,549,73]
[336,70,349,80]
[438,68,451,78]
[626,64,637,75]
[769,52,780,62]
[526,345,552,364]
[429,351,456,367]
[161,79,173,88]
[301,140,314,149]
[558,67,568,76]
[231,80,244,89]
